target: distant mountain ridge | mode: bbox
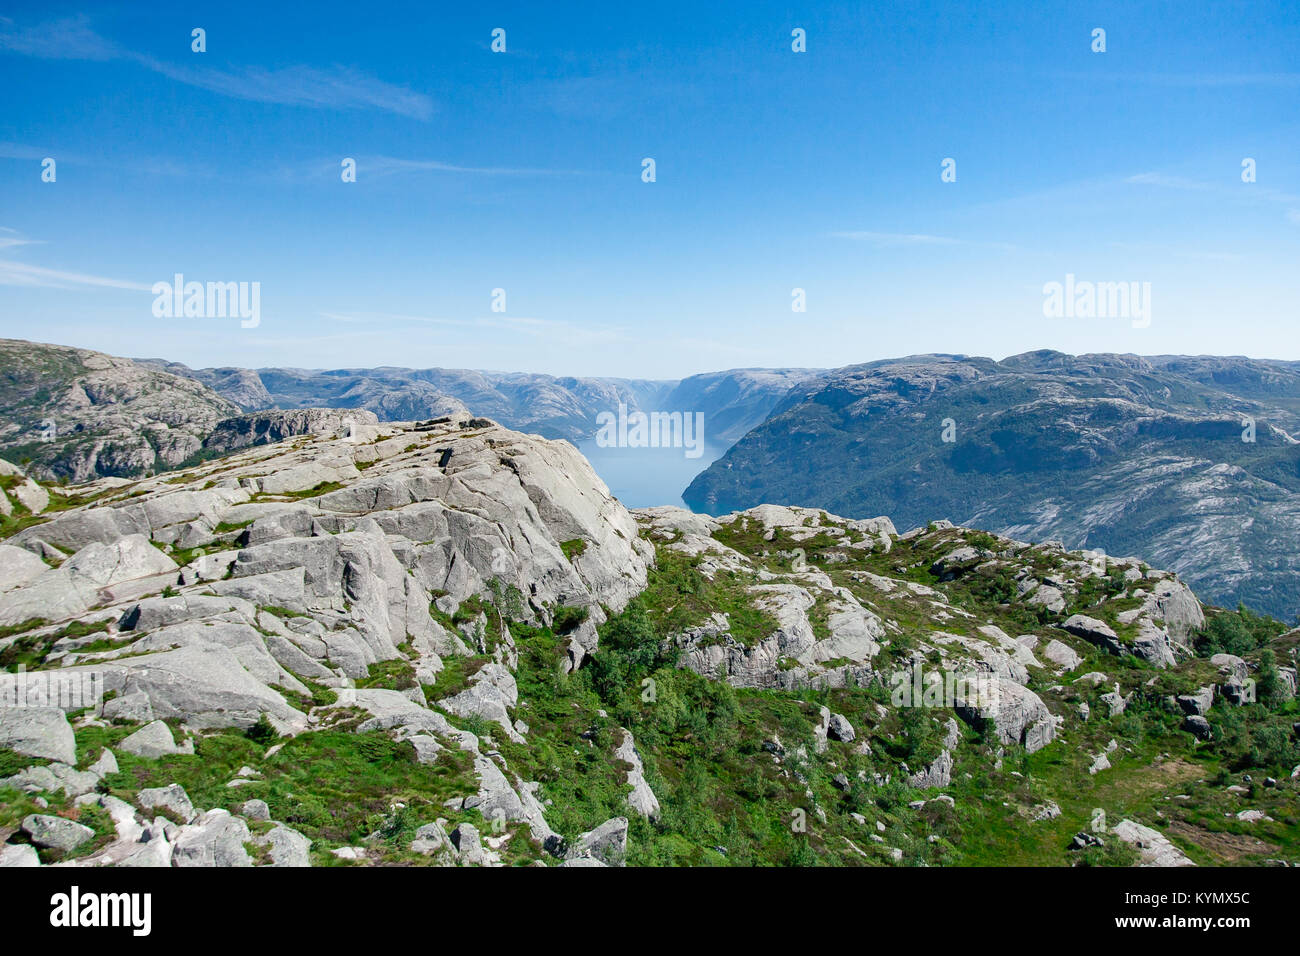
[684,350,1300,619]
[9,339,1300,618]
[0,339,240,483]
[138,359,823,446]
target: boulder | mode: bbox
[240,799,271,822]
[21,813,95,852]
[410,820,451,857]
[118,720,193,759]
[137,784,197,823]
[931,546,981,577]
[99,642,306,731]
[1212,654,1255,704]
[1131,618,1178,668]
[1062,615,1121,649]
[1111,819,1195,867]
[826,712,856,743]
[12,478,49,515]
[1026,584,1066,614]
[1182,715,1212,740]
[88,749,118,777]
[908,750,954,789]
[1099,689,1127,718]
[0,706,77,765]
[955,677,1057,753]
[1140,579,1204,647]
[564,816,628,867]
[0,844,41,867]
[260,825,311,867]
[449,822,495,866]
[1176,686,1214,717]
[1042,639,1082,672]
[1,761,99,797]
[172,809,253,867]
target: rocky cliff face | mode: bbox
[0,412,656,867]
[684,351,1300,620]
[200,408,382,456]
[0,339,241,483]
[2,411,651,656]
[659,368,825,444]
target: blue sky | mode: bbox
[1,1,1297,378]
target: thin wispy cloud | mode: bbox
[356,156,584,178]
[0,259,152,292]
[1245,185,1300,207]
[0,15,120,60]
[1055,70,1300,88]
[1124,172,1210,190]
[259,153,587,186]
[2,145,578,184]
[0,228,146,290]
[0,140,224,182]
[1142,72,1300,88]
[140,60,433,120]
[0,15,433,120]
[830,231,962,246]
[972,168,1300,235]
[1126,171,1300,223]
[1108,240,1245,263]
[830,231,1022,253]
[0,227,42,252]
[0,142,55,161]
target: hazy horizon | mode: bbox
[8,332,1300,384]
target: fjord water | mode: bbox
[576,438,728,509]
